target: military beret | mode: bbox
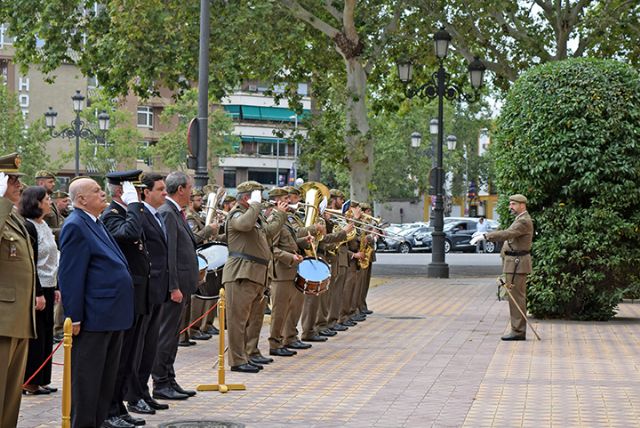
[350,200,360,208]
[268,187,289,198]
[202,184,217,194]
[285,186,300,196]
[35,170,56,179]
[360,202,372,211]
[51,190,69,199]
[236,180,264,193]
[106,170,146,188]
[329,189,345,199]
[509,194,527,204]
[0,153,25,176]
[191,188,205,198]
[223,195,236,203]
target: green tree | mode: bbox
[152,89,237,173]
[493,58,640,320]
[0,84,51,182]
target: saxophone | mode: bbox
[357,230,375,270]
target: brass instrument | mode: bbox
[204,188,226,225]
[299,182,330,257]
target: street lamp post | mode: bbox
[44,90,110,177]
[397,27,486,278]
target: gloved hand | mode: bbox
[249,189,262,205]
[121,181,139,205]
[470,232,486,246]
[0,173,7,198]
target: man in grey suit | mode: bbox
[151,172,199,400]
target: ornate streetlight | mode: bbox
[398,28,486,278]
[44,90,110,177]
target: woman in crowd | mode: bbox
[20,186,59,395]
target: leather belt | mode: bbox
[229,251,270,266]
[505,250,530,256]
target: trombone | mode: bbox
[323,208,408,240]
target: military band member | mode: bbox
[342,202,366,325]
[36,170,63,240]
[476,194,533,341]
[356,202,375,316]
[101,170,150,428]
[0,154,36,428]
[222,181,287,373]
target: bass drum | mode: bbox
[196,242,228,298]
[295,257,331,296]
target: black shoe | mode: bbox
[248,361,264,370]
[191,331,212,340]
[205,326,220,335]
[120,413,146,426]
[143,397,169,410]
[363,309,373,315]
[250,355,274,364]
[170,381,196,397]
[319,329,337,337]
[177,340,196,347]
[127,399,155,415]
[230,363,260,373]
[152,387,188,400]
[501,333,526,341]
[264,306,272,315]
[287,340,312,350]
[342,320,357,327]
[302,335,327,342]
[351,314,366,322]
[42,385,57,393]
[102,416,135,428]
[331,324,348,331]
[269,347,296,357]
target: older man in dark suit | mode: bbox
[152,171,199,400]
[58,177,134,428]
[0,153,36,428]
[126,172,170,414]
[101,171,150,428]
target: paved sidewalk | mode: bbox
[17,276,640,427]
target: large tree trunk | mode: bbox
[345,58,371,202]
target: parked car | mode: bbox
[420,217,503,253]
[377,225,431,253]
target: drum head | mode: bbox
[198,242,229,271]
[297,258,331,282]
[197,254,208,271]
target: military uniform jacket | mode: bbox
[270,214,313,281]
[101,201,151,315]
[0,198,36,339]
[486,211,533,274]
[347,232,362,269]
[317,220,348,266]
[44,201,64,242]
[222,203,286,285]
[186,207,216,245]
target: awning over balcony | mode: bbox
[224,105,310,122]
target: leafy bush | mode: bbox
[493,58,640,320]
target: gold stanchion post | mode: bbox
[197,288,245,393]
[61,318,72,428]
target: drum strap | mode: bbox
[229,251,270,266]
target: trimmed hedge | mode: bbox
[493,58,640,320]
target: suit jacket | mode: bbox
[141,206,169,305]
[100,201,151,315]
[0,198,36,339]
[58,208,134,332]
[486,211,534,274]
[159,199,198,295]
[222,203,285,285]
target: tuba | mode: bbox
[204,187,226,225]
[299,182,330,228]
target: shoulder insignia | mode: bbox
[111,209,119,214]
[187,220,196,230]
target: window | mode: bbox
[137,141,153,166]
[137,106,153,129]
[223,169,236,188]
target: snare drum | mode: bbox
[196,242,229,298]
[295,257,331,295]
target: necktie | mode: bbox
[180,209,187,222]
[96,219,111,240]
[155,212,167,238]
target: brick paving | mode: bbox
[17,276,640,428]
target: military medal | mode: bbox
[9,242,17,258]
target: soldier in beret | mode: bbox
[473,194,533,341]
[36,170,64,240]
[52,191,71,218]
[222,181,287,373]
[100,170,151,427]
[0,153,36,428]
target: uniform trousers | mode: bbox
[268,280,297,349]
[314,288,331,333]
[152,299,184,389]
[301,294,321,340]
[340,264,357,323]
[284,291,304,346]
[327,265,347,328]
[507,273,528,335]
[246,290,267,359]
[359,266,372,312]
[71,330,123,428]
[126,303,162,403]
[0,336,28,428]
[225,279,264,367]
[190,295,214,334]
[349,269,364,316]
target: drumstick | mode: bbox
[308,232,318,260]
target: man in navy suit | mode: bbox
[58,178,134,428]
[151,171,199,400]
